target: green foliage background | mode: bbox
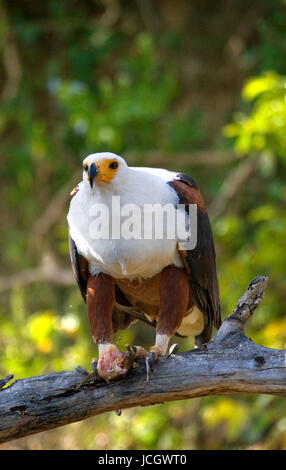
[0,0,286,450]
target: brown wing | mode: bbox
[68,232,89,302]
[168,173,221,343]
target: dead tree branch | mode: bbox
[0,276,285,444]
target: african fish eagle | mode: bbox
[67,152,221,381]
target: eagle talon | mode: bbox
[145,356,150,382]
[75,365,89,376]
[76,362,99,389]
[167,343,179,358]
[91,358,98,374]
[149,351,155,372]
[145,350,159,382]
[120,345,136,371]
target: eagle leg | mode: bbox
[144,266,189,377]
[123,266,189,380]
[85,274,136,381]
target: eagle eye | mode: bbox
[109,161,118,170]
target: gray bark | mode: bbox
[1,276,285,444]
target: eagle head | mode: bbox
[82,152,128,188]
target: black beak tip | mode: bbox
[88,163,98,188]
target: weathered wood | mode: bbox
[1,276,285,444]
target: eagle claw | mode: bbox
[145,352,156,382]
[75,359,99,389]
[121,345,136,371]
[75,365,89,376]
[149,352,155,372]
[92,357,98,374]
[167,343,179,358]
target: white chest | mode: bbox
[67,172,184,279]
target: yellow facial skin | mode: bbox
[83,158,119,184]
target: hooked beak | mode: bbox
[88,163,98,188]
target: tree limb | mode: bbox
[1,276,284,444]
